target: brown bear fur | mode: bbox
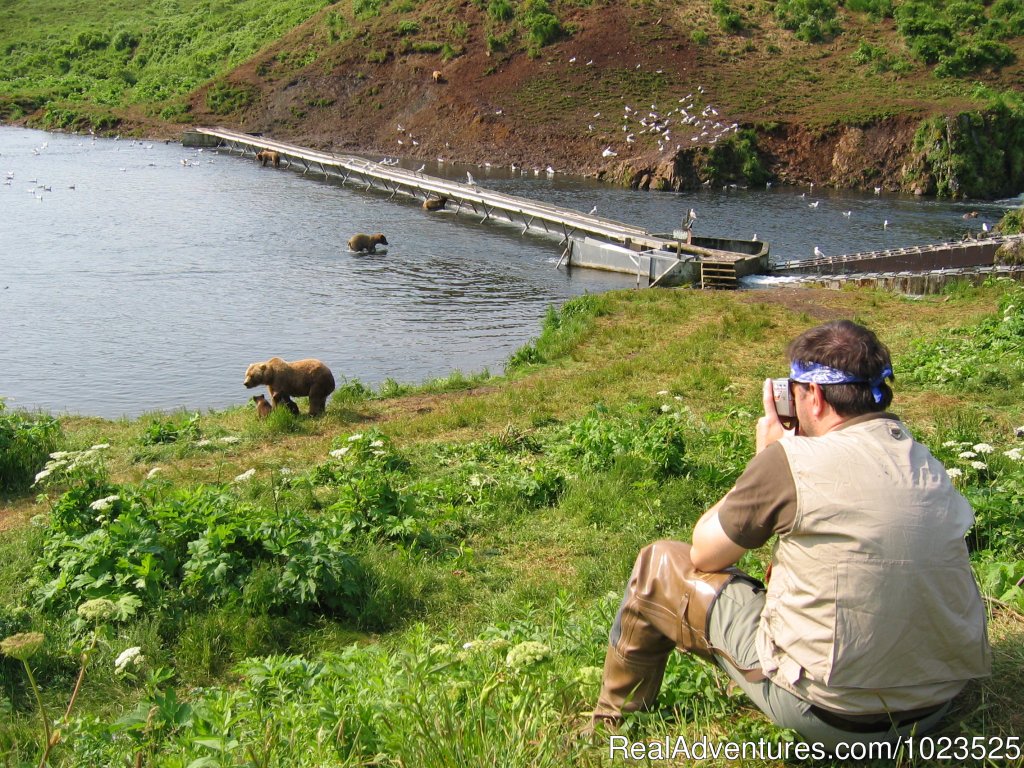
[244,357,336,416]
[348,233,388,253]
[256,149,281,168]
[422,196,447,211]
[252,394,272,419]
[276,394,301,415]
[431,70,445,84]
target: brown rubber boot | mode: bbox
[589,540,760,727]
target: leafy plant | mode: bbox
[0,401,61,494]
[901,283,1024,390]
[519,0,565,55]
[774,0,841,41]
[205,82,255,115]
[140,412,200,445]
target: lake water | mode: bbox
[1,126,1017,418]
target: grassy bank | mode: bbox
[1,281,1023,766]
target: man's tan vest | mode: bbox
[756,417,991,714]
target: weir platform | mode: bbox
[771,235,1024,276]
[185,127,769,288]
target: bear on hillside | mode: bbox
[348,233,389,253]
[252,393,272,419]
[256,149,281,168]
[244,357,336,416]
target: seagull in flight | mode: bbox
[814,246,825,258]
[416,164,425,173]
[589,206,598,215]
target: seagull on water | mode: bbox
[874,186,882,195]
[814,246,825,258]
[883,220,889,230]
[589,206,598,215]
[982,222,990,232]
[466,171,475,185]
[843,210,852,217]
[808,201,820,208]
[416,164,425,173]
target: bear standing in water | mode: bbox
[348,233,388,253]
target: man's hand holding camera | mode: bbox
[758,378,795,453]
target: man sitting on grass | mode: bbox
[591,320,991,751]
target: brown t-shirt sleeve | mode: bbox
[716,442,798,549]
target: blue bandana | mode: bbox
[790,361,894,404]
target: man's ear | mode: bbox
[808,382,829,418]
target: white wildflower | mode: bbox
[329,447,350,458]
[969,461,987,471]
[1003,448,1023,461]
[195,439,212,447]
[219,436,240,444]
[946,467,963,478]
[114,646,143,672]
[89,495,119,511]
[48,451,71,460]
[656,390,669,396]
[958,451,977,459]
[233,468,256,483]
[660,404,671,413]
[462,641,475,650]
[469,475,483,487]
[278,467,292,475]
[89,443,111,451]
[33,469,52,484]
[369,440,385,448]
[347,433,364,442]
[972,443,995,454]
[674,396,684,402]
[146,467,163,479]
[942,440,964,448]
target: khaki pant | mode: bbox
[593,540,952,754]
[710,577,951,753]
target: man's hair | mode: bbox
[787,320,894,415]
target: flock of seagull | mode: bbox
[3,136,221,201]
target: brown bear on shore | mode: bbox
[256,149,281,168]
[422,196,447,211]
[252,394,272,419]
[244,357,336,416]
[276,394,301,415]
[431,70,445,84]
[348,233,388,253]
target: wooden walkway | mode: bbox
[194,127,682,250]
[771,235,1024,275]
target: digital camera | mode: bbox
[771,378,797,428]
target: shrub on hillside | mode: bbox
[519,0,565,55]
[0,402,61,494]
[205,82,254,115]
[774,0,841,41]
[488,0,515,21]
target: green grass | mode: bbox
[0,0,327,117]
[1,282,1023,764]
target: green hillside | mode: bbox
[1,282,1023,765]
[3,0,1024,196]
